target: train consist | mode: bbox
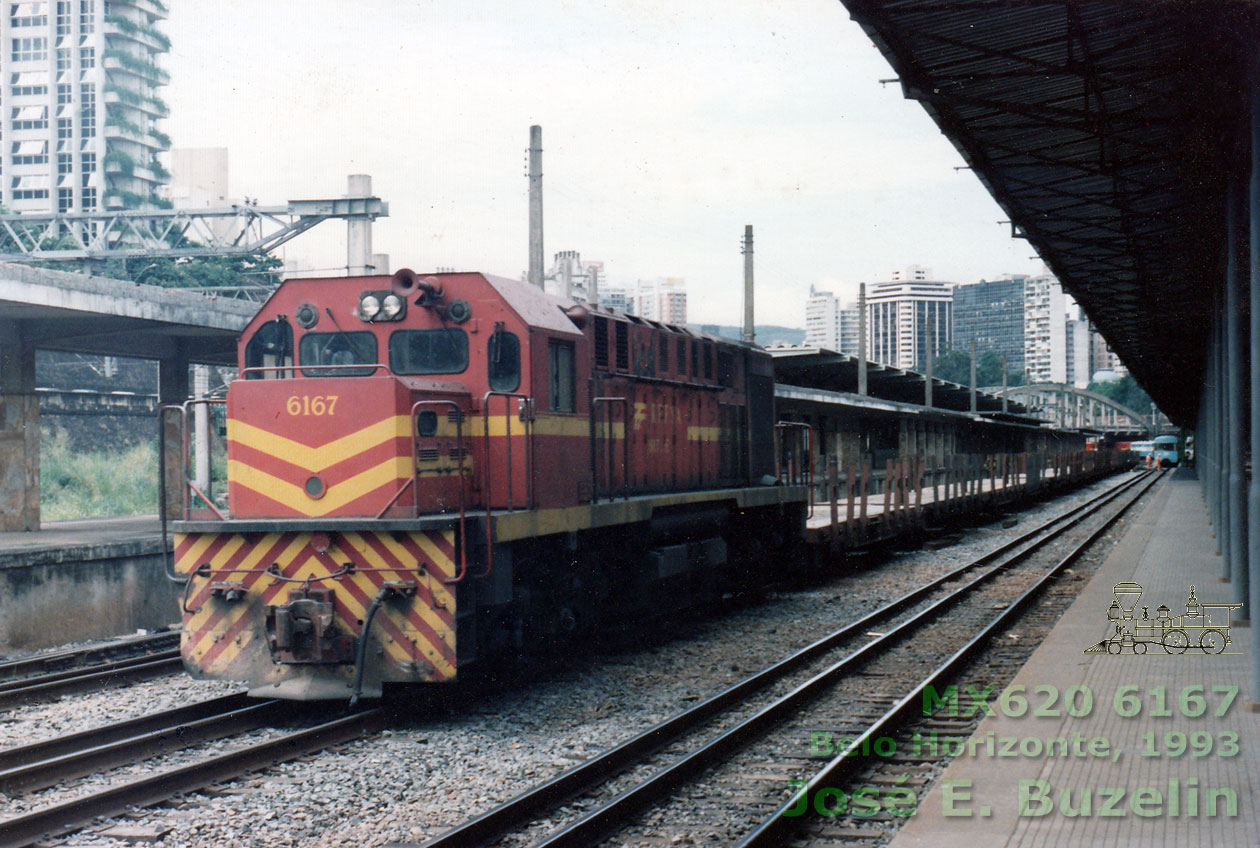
[168,269,1127,701]
[171,270,808,701]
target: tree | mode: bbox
[930,348,1025,387]
[100,253,282,292]
[1087,374,1152,415]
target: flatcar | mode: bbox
[1152,434,1179,468]
[169,270,809,701]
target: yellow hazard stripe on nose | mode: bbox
[228,457,412,517]
[228,415,411,472]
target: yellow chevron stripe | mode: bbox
[228,415,410,472]
[345,533,455,656]
[175,533,220,574]
[228,457,411,517]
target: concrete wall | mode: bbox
[0,539,180,651]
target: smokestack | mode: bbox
[528,126,544,288]
[858,282,868,396]
[346,174,372,275]
[742,225,754,343]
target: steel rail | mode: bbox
[0,693,251,772]
[415,470,1154,848]
[0,708,384,848]
[0,654,182,709]
[529,470,1161,848]
[0,631,180,681]
[737,469,1162,846]
[0,698,287,795]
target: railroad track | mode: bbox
[410,469,1160,848]
[0,698,383,848]
[0,631,182,710]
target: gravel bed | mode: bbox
[2,473,1138,848]
[0,675,244,749]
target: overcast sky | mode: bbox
[163,1,1042,327]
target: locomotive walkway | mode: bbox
[887,469,1260,848]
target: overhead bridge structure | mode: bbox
[834,0,1260,710]
[994,383,1148,435]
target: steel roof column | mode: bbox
[0,318,39,531]
[1227,168,1249,617]
[158,346,190,521]
[1247,43,1260,706]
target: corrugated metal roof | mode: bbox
[839,0,1252,426]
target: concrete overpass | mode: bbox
[0,262,256,530]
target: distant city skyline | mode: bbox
[160,1,1045,328]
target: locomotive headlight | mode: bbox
[359,294,381,321]
[382,293,404,319]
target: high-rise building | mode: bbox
[804,285,860,353]
[951,276,1026,373]
[545,251,605,302]
[636,277,686,325]
[0,1,171,216]
[598,285,633,314]
[1024,273,1070,383]
[866,272,953,371]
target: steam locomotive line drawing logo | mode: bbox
[1084,582,1243,655]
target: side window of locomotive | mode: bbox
[549,340,576,412]
[299,331,377,377]
[243,317,293,380]
[487,328,521,392]
[389,328,469,375]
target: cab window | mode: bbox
[389,328,469,375]
[487,328,521,392]
[299,331,377,377]
[243,317,293,380]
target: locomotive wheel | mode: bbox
[1133,641,1147,654]
[1199,629,1227,654]
[1162,630,1190,654]
[1106,639,1122,655]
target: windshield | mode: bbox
[299,331,378,377]
[389,328,469,375]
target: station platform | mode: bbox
[888,469,1260,847]
[0,515,163,563]
[0,516,175,651]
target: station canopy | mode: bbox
[838,0,1251,427]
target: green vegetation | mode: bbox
[40,435,157,521]
[1086,374,1152,415]
[931,349,1025,387]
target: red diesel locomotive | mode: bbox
[171,270,809,700]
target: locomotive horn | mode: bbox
[392,268,443,298]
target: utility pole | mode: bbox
[924,321,933,408]
[1001,352,1009,413]
[528,125,544,289]
[858,282,868,396]
[742,225,755,344]
[969,337,978,413]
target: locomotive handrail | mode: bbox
[407,399,469,584]
[480,391,535,580]
[157,398,228,585]
[590,397,630,503]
